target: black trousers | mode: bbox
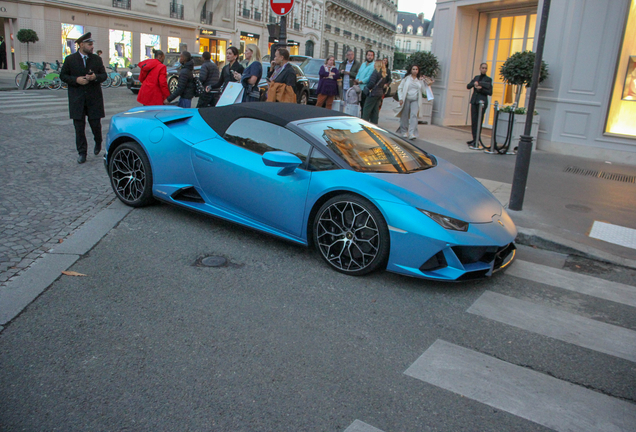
[0,53,7,69]
[470,102,487,142]
[196,91,214,108]
[73,117,102,156]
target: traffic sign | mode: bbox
[270,0,294,16]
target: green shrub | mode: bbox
[17,29,39,44]
[499,50,548,88]
[407,51,440,79]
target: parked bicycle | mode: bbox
[15,61,62,90]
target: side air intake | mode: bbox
[171,187,205,203]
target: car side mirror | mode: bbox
[262,151,302,176]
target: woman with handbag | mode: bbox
[233,44,262,102]
[395,64,434,140]
[316,55,340,109]
[361,60,388,124]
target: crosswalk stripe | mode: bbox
[48,113,122,126]
[0,95,63,102]
[467,291,636,362]
[405,339,636,432]
[507,259,636,307]
[9,104,127,119]
[0,101,69,110]
[343,420,385,432]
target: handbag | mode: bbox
[246,84,261,100]
[194,78,205,97]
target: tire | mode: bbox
[131,89,139,95]
[15,73,34,89]
[48,76,62,90]
[313,194,390,276]
[112,74,123,87]
[101,76,112,88]
[168,77,178,93]
[108,142,155,207]
[299,91,308,105]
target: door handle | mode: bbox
[194,151,213,162]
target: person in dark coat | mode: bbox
[0,36,7,70]
[197,51,220,108]
[164,51,195,108]
[266,48,297,103]
[59,32,107,164]
[316,55,340,109]
[466,62,493,149]
[361,60,387,125]
[210,46,244,106]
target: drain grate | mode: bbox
[564,166,636,183]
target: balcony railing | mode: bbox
[200,11,213,25]
[112,0,131,9]
[269,15,278,24]
[343,30,352,38]
[170,2,184,20]
[294,22,300,30]
[331,0,396,31]
[254,11,262,21]
[325,24,331,32]
[241,8,250,19]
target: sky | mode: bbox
[396,0,437,21]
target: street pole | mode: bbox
[270,15,287,60]
[508,0,551,211]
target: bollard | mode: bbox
[485,102,499,154]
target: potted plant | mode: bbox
[497,51,549,150]
[407,51,440,124]
[17,29,39,62]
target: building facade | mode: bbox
[323,0,397,65]
[430,0,636,164]
[395,11,433,56]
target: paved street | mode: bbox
[0,86,635,431]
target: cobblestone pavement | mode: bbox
[0,87,141,285]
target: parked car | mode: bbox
[126,53,205,95]
[386,70,406,97]
[262,54,312,66]
[104,103,517,281]
[257,62,311,105]
[298,58,342,105]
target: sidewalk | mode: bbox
[377,98,636,269]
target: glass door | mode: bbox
[483,12,537,127]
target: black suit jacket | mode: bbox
[467,74,493,106]
[60,51,107,119]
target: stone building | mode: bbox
[395,11,433,56]
[322,0,397,65]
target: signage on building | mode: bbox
[270,0,294,16]
[200,29,216,36]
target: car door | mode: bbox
[191,118,313,237]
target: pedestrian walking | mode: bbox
[59,32,107,164]
[0,37,7,70]
[466,62,492,149]
[233,44,262,102]
[316,55,340,109]
[395,64,434,140]
[196,51,220,108]
[136,49,170,106]
[355,50,376,109]
[266,48,297,103]
[361,60,387,125]
[164,51,195,108]
[338,49,360,100]
[210,46,244,106]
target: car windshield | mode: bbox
[300,59,325,75]
[164,56,181,68]
[300,119,436,173]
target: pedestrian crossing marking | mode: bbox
[405,339,636,432]
[343,420,385,432]
[590,221,636,250]
[507,259,636,307]
[467,290,636,362]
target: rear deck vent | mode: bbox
[564,166,636,184]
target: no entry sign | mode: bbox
[270,0,294,16]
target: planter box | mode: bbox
[495,113,540,151]
[418,99,433,125]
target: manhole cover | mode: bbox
[200,256,227,267]
[565,204,592,213]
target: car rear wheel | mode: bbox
[108,141,154,207]
[169,77,178,93]
[313,194,390,276]
[299,91,308,105]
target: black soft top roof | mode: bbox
[198,102,348,136]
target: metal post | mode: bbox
[485,101,499,154]
[509,0,551,211]
[470,100,485,149]
[270,16,288,60]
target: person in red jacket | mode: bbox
[137,49,170,106]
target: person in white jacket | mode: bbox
[395,64,434,140]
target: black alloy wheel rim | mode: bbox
[316,201,380,272]
[111,149,146,202]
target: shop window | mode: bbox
[605,0,636,137]
[61,24,83,60]
[140,34,160,61]
[168,37,180,53]
[109,30,132,68]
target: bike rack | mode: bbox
[484,101,517,155]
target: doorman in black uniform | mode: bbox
[466,63,493,150]
[60,32,107,164]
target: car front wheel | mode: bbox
[299,91,308,105]
[108,141,154,207]
[169,77,178,93]
[313,194,390,276]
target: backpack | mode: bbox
[194,78,205,97]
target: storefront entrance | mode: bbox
[483,11,537,127]
[199,37,227,66]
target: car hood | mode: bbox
[368,157,503,223]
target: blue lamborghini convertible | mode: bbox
[105,103,516,281]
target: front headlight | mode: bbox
[419,209,469,232]
[126,71,132,78]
